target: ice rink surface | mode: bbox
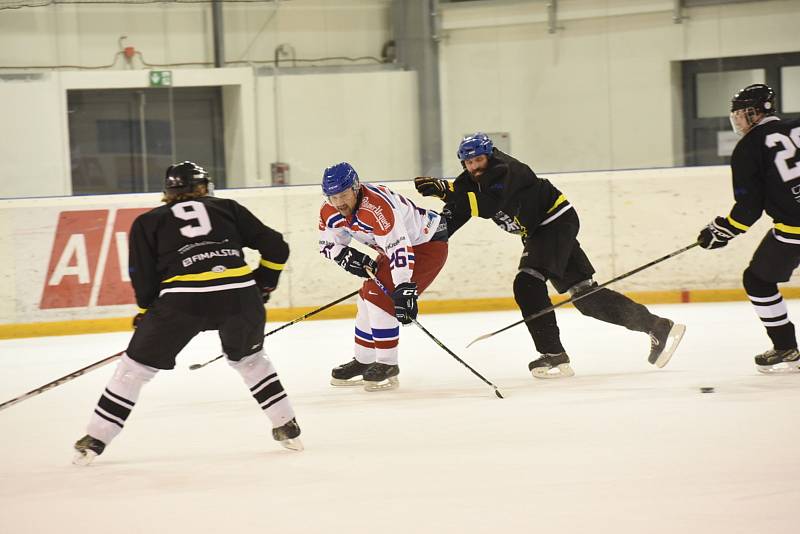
[1,301,798,534]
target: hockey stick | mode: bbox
[367,271,504,399]
[0,350,124,413]
[466,241,700,348]
[189,288,361,370]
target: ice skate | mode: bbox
[754,348,800,374]
[363,362,400,392]
[648,318,686,368]
[528,352,574,379]
[331,358,371,387]
[272,418,303,451]
[72,434,106,466]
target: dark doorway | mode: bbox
[68,86,226,195]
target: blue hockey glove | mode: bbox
[392,282,418,325]
[334,247,377,278]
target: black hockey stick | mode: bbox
[466,241,700,348]
[0,350,124,413]
[189,288,361,370]
[367,271,504,398]
[410,316,504,399]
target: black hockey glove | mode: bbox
[334,247,377,278]
[697,216,735,250]
[252,265,277,303]
[414,177,452,202]
[392,282,418,325]
[132,310,147,329]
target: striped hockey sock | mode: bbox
[354,296,376,364]
[748,291,797,349]
[365,300,400,365]
[229,351,295,429]
[85,353,158,445]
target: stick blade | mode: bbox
[466,332,492,349]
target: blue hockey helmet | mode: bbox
[322,162,359,196]
[457,132,494,161]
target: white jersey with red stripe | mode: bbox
[318,183,442,287]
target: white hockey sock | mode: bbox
[365,300,400,365]
[354,296,376,364]
[85,353,158,445]
[228,351,295,428]
[748,291,790,327]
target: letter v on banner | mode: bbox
[98,208,149,305]
[40,208,149,310]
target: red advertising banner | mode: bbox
[40,208,149,310]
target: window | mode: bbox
[68,87,226,195]
[681,52,800,166]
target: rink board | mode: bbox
[0,165,795,337]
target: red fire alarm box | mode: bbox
[271,162,290,186]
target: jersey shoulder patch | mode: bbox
[358,187,396,235]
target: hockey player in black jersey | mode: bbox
[697,84,800,374]
[73,161,301,465]
[415,133,685,378]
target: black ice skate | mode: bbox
[648,318,686,368]
[754,348,800,374]
[363,362,400,392]
[331,359,371,387]
[272,417,303,451]
[528,352,574,379]
[72,434,106,466]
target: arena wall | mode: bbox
[1,164,795,338]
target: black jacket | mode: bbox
[444,149,572,239]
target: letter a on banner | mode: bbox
[40,210,109,309]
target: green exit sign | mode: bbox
[149,70,172,87]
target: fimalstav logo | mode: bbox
[40,208,149,309]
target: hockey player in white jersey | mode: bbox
[318,162,448,391]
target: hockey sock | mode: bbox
[354,296,377,364]
[85,353,158,446]
[228,351,295,429]
[744,268,797,349]
[513,271,565,354]
[571,284,658,333]
[364,299,400,365]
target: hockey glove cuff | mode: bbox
[414,177,452,202]
[697,216,736,250]
[133,308,147,329]
[253,265,279,303]
[392,282,419,325]
[334,247,377,278]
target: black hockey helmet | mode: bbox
[164,161,210,194]
[730,84,776,115]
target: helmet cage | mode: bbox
[729,84,775,136]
